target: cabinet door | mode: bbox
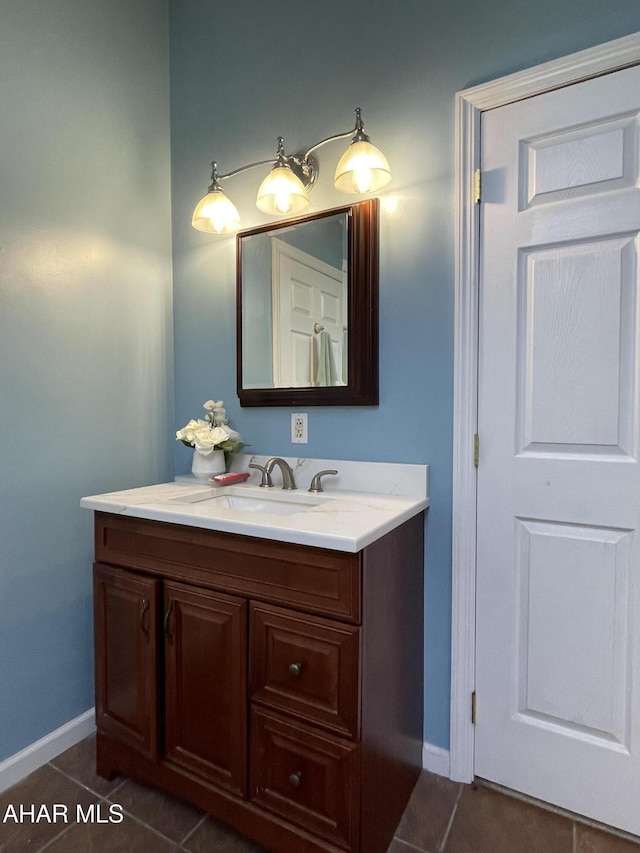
[163,581,247,797]
[93,563,160,761]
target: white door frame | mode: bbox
[451,30,640,783]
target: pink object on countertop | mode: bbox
[210,472,251,485]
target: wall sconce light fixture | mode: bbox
[192,108,391,235]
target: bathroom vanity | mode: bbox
[82,458,428,853]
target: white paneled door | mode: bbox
[475,64,640,834]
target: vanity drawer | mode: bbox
[250,602,360,739]
[95,513,361,622]
[250,708,359,851]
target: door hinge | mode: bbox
[473,434,479,468]
[471,691,477,725]
[474,168,481,203]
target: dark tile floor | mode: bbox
[1,735,639,852]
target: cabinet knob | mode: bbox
[289,771,302,788]
[288,662,303,677]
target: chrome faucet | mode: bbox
[264,457,297,490]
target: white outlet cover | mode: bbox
[291,412,308,444]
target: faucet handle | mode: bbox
[308,469,338,493]
[249,462,273,488]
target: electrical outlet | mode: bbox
[291,413,308,444]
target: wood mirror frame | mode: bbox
[236,198,379,407]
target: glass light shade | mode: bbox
[192,187,241,234]
[334,139,392,194]
[256,166,309,216]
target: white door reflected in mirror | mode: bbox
[271,239,347,388]
[240,209,348,391]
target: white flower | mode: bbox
[193,425,231,455]
[176,418,209,445]
[203,399,228,427]
[220,425,242,443]
[177,398,244,453]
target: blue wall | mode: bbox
[0,0,172,761]
[169,0,640,749]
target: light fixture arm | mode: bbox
[302,128,356,160]
[302,108,369,159]
[210,157,278,186]
[212,136,314,188]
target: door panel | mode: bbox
[476,63,640,835]
[163,580,247,796]
[518,236,637,457]
[522,113,639,206]
[93,563,160,761]
[514,519,631,743]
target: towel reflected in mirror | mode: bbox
[315,331,338,386]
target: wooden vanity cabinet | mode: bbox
[92,511,424,853]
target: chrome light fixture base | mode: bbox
[287,152,319,190]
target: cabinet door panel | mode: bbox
[251,708,359,851]
[93,563,159,760]
[164,581,247,797]
[251,602,360,738]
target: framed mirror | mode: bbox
[237,198,378,406]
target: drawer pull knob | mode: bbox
[288,662,303,677]
[289,771,302,788]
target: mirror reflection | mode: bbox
[240,211,348,389]
[237,198,378,408]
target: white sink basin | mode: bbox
[166,486,325,516]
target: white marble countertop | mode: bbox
[81,456,429,553]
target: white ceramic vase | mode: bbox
[191,448,225,479]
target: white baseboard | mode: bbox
[0,708,96,794]
[422,741,451,778]
[0,718,450,793]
